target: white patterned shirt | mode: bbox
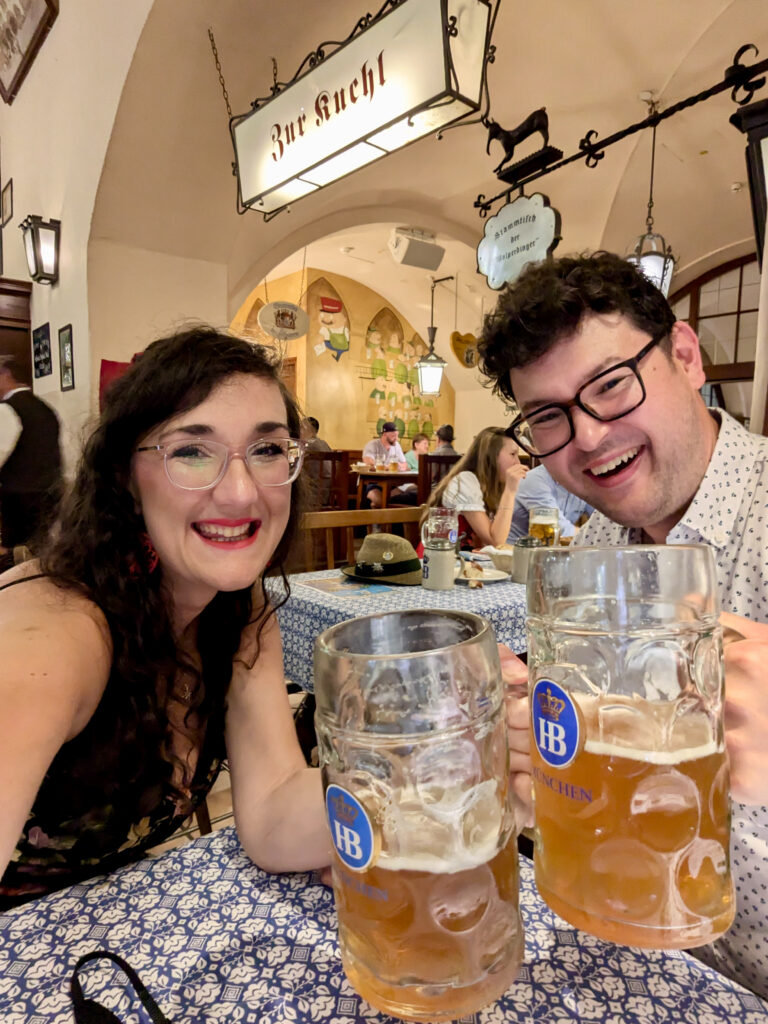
[575,410,768,998]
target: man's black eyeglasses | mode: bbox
[508,334,663,458]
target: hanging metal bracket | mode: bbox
[475,42,768,218]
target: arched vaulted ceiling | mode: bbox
[90,0,767,379]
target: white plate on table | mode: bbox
[455,568,510,584]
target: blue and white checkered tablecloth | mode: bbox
[1,826,764,1024]
[270,569,529,692]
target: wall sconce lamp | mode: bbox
[416,275,454,396]
[20,215,61,285]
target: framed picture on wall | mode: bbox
[58,323,74,391]
[32,322,52,378]
[1,177,12,226]
[0,0,59,105]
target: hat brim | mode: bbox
[340,565,423,586]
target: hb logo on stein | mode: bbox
[326,784,375,871]
[531,679,580,768]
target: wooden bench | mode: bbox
[301,505,424,570]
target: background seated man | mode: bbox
[0,355,63,571]
[300,416,332,507]
[362,421,408,509]
[507,461,593,541]
[434,423,458,455]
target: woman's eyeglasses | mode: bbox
[136,436,306,491]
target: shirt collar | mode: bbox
[1,385,31,401]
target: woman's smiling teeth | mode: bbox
[194,521,259,542]
[590,448,640,477]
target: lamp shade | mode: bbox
[20,215,61,285]
[416,350,447,396]
[627,233,675,297]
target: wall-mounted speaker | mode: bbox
[388,228,445,271]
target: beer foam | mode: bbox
[376,833,501,874]
[571,693,722,764]
[583,737,721,764]
[377,779,504,873]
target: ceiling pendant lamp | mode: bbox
[627,98,675,296]
[416,275,453,396]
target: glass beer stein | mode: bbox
[528,506,560,546]
[314,610,524,1021]
[421,507,459,591]
[526,545,735,949]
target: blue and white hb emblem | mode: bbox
[531,678,580,768]
[326,784,375,871]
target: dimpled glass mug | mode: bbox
[314,609,524,1021]
[526,544,734,948]
[528,506,560,546]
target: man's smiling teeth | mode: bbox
[195,522,254,541]
[591,448,639,476]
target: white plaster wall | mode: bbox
[0,0,154,470]
[88,240,228,399]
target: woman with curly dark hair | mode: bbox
[0,325,330,908]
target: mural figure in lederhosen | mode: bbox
[367,308,404,373]
[366,328,387,379]
[367,374,388,421]
[376,403,390,435]
[319,297,350,361]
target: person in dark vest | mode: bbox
[0,354,63,563]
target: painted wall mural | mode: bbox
[242,297,275,347]
[230,268,455,451]
[307,280,350,362]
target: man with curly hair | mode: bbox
[480,252,768,998]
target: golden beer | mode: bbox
[531,694,734,948]
[529,521,557,545]
[528,506,559,545]
[315,609,524,1021]
[333,834,523,1021]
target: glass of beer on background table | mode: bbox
[526,544,734,949]
[314,609,524,1021]
[528,506,560,545]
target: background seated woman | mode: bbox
[424,426,527,549]
[0,327,330,908]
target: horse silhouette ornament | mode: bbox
[486,108,549,174]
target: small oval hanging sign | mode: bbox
[257,301,309,341]
[477,193,561,290]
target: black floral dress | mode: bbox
[0,576,226,910]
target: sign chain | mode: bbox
[207,28,232,120]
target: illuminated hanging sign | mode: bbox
[231,0,492,217]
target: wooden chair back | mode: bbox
[417,453,461,503]
[303,449,350,510]
[301,505,425,570]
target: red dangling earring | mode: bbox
[129,532,159,577]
